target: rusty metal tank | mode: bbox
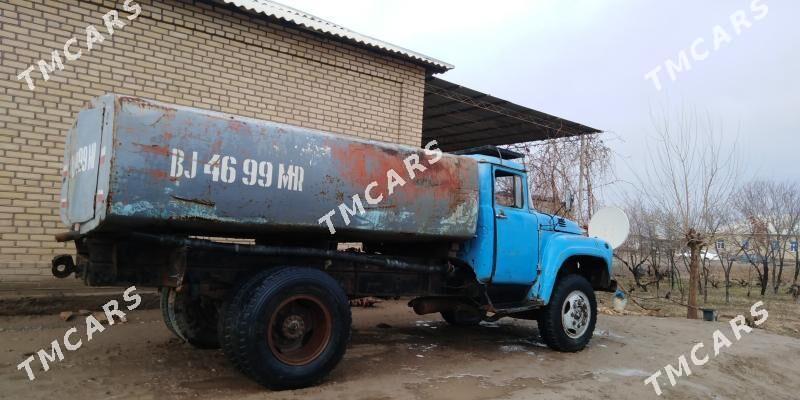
[59,94,479,241]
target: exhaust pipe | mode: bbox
[408,297,471,315]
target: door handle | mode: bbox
[495,210,507,219]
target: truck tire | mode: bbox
[537,274,597,352]
[441,307,484,326]
[162,287,220,349]
[218,270,278,376]
[159,287,181,339]
[227,267,351,390]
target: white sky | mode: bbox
[280,0,799,203]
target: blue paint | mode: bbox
[457,155,613,305]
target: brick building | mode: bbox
[1,0,600,283]
[0,0,452,282]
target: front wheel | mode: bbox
[537,274,597,352]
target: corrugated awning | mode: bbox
[216,0,453,73]
[422,77,601,151]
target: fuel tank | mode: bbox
[59,95,479,241]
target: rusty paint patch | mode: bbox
[145,169,171,181]
[227,119,247,133]
[132,143,170,157]
[327,139,475,212]
[119,96,177,117]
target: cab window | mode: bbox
[494,170,523,208]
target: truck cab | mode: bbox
[411,146,617,351]
[456,147,614,304]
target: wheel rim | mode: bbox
[561,290,591,339]
[267,295,332,366]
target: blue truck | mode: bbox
[53,95,616,390]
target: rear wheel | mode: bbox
[537,274,597,352]
[160,286,220,349]
[218,271,277,375]
[159,287,181,339]
[223,267,351,390]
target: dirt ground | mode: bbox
[1,297,799,400]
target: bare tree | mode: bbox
[644,235,671,298]
[509,134,613,224]
[616,200,655,290]
[656,220,685,299]
[700,244,713,303]
[665,240,683,298]
[713,237,744,304]
[730,227,767,296]
[769,183,800,292]
[733,181,800,295]
[635,106,738,319]
[794,236,800,285]
[713,205,746,303]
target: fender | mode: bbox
[529,232,613,305]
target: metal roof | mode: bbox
[218,0,453,73]
[422,77,601,151]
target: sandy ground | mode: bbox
[1,299,799,400]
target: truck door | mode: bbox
[491,167,539,285]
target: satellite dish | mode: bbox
[588,207,630,249]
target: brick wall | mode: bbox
[0,0,427,282]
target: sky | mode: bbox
[279,0,799,204]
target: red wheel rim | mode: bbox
[267,294,333,366]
